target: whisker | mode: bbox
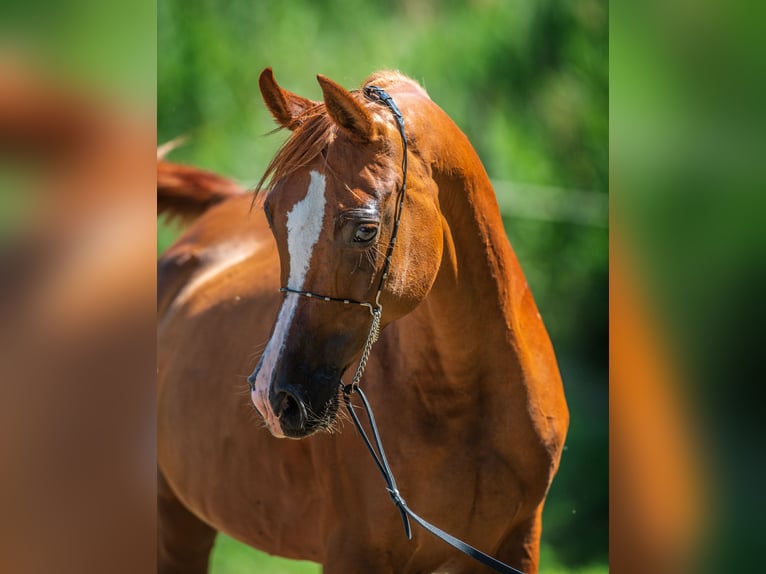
[344,183,366,203]
[235,385,252,397]
[236,393,267,429]
[352,252,365,274]
[371,242,387,258]
[235,373,255,393]
[248,339,269,361]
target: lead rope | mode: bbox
[342,387,525,574]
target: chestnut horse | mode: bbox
[158,69,568,573]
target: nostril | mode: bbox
[278,392,296,416]
[274,390,307,430]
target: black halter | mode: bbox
[278,86,524,574]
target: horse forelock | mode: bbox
[254,106,336,199]
[254,71,428,203]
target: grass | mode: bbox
[210,535,607,573]
[210,535,320,574]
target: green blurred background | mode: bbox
[611,1,766,572]
[158,0,608,572]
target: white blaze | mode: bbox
[251,171,327,436]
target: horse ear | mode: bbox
[316,74,376,142]
[258,68,317,130]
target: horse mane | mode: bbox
[254,71,429,199]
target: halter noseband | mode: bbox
[279,85,408,393]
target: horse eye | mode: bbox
[353,224,378,243]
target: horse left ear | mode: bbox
[259,68,318,130]
[317,75,376,142]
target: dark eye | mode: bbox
[353,224,378,243]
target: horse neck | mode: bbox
[419,115,536,385]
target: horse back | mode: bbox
[158,194,276,320]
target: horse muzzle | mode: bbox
[268,364,341,438]
[249,354,342,439]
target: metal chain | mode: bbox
[343,306,381,394]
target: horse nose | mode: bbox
[270,387,308,435]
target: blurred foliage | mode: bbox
[0,0,155,99]
[612,1,766,571]
[159,0,607,571]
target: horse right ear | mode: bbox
[258,68,318,130]
[317,74,376,142]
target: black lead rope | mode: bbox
[342,386,525,574]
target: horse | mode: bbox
[157,68,569,574]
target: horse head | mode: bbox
[248,69,445,438]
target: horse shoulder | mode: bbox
[512,284,570,476]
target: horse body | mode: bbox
[158,70,568,573]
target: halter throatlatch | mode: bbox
[277,86,524,574]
